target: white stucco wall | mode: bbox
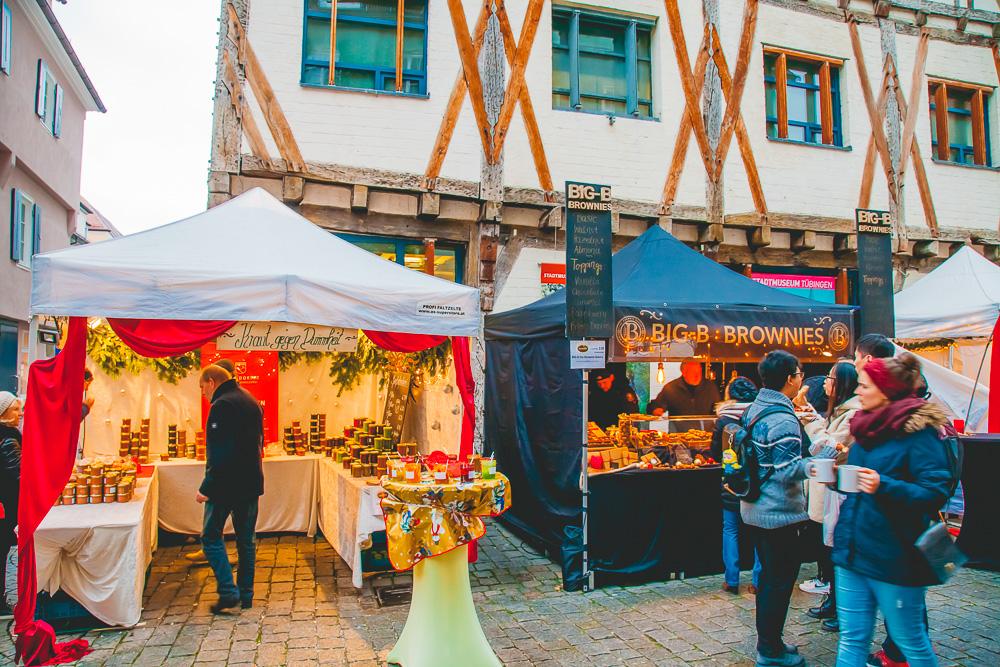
[244,0,1000,231]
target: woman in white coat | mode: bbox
[799,360,860,632]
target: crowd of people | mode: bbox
[711,334,959,667]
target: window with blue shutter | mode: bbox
[53,84,63,137]
[35,60,47,117]
[1,2,12,75]
[9,189,22,263]
[9,190,33,267]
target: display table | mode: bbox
[589,466,725,586]
[956,435,1000,570]
[153,455,320,536]
[381,474,510,667]
[34,471,160,627]
[316,459,385,588]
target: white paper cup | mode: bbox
[811,458,836,483]
[838,464,861,493]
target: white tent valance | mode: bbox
[895,246,1000,340]
[31,188,481,336]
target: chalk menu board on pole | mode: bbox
[565,182,614,339]
[855,208,895,337]
[381,372,412,445]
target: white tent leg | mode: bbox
[24,315,39,395]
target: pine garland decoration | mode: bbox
[88,324,452,393]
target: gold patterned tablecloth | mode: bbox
[380,474,511,571]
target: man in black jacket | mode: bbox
[648,361,721,416]
[197,365,264,613]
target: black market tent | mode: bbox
[484,226,856,586]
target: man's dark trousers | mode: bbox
[202,499,259,604]
[750,523,804,657]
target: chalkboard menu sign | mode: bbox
[565,182,614,339]
[381,372,412,445]
[855,208,895,337]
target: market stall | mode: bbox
[485,226,855,589]
[16,188,481,663]
[894,245,998,430]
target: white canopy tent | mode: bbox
[895,246,1000,340]
[31,187,481,336]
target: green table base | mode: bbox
[387,544,501,667]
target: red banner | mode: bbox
[201,342,279,445]
[540,263,566,284]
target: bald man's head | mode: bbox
[199,365,232,401]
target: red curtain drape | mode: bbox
[362,331,474,459]
[107,319,235,357]
[14,318,91,666]
[990,318,1000,432]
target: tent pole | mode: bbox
[581,369,593,592]
[27,314,39,377]
[965,332,992,426]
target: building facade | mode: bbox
[0,0,104,393]
[208,0,1000,317]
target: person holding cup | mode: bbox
[798,360,860,632]
[832,352,952,667]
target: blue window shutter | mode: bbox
[35,60,46,117]
[53,84,63,137]
[9,189,21,262]
[1,3,11,74]
[31,203,40,257]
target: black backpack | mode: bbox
[939,429,964,497]
[722,405,797,503]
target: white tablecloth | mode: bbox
[35,471,160,627]
[317,459,385,588]
[153,455,319,536]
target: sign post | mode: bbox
[855,208,895,337]
[565,181,613,594]
[565,182,614,339]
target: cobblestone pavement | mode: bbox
[3,524,998,666]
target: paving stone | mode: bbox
[1,526,993,667]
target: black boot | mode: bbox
[807,594,836,619]
[821,616,840,632]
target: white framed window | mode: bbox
[35,59,63,136]
[9,189,39,268]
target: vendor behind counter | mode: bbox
[648,361,721,417]
[589,364,639,429]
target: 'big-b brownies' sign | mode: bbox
[565,182,613,339]
[855,208,894,337]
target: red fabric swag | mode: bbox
[362,330,447,353]
[15,317,91,666]
[107,319,235,357]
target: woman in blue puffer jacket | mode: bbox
[831,352,952,667]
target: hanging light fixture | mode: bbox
[656,361,665,384]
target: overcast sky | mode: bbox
[54,2,221,234]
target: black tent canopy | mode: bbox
[484,226,856,586]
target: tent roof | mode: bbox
[31,188,481,336]
[895,246,1000,340]
[486,225,854,339]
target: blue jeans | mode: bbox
[202,498,259,602]
[835,566,937,667]
[722,508,761,587]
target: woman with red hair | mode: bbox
[832,352,952,667]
